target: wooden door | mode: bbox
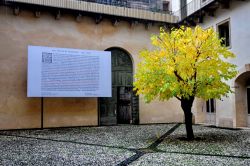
[99,48,138,125]
[117,87,132,124]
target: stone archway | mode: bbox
[99,47,139,126]
[235,64,250,127]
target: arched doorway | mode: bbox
[99,48,139,125]
[235,65,250,127]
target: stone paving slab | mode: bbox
[158,125,250,157]
[0,135,134,166]
[0,124,175,149]
[129,153,250,166]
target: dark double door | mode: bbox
[99,48,139,125]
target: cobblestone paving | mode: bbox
[0,124,249,166]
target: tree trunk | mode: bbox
[181,96,195,140]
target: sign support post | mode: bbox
[41,97,44,129]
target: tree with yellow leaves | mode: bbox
[134,26,237,140]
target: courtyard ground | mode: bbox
[0,123,249,166]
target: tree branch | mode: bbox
[174,70,184,82]
[176,96,181,101]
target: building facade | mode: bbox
[0,0,182,130]
[172,0,250,128]
[0,0,249,130]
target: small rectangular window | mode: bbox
[217,19,231,47]
[206,99,216,113]
[163,1,170,12]
[210,99,215,113]
[206,100,210,113]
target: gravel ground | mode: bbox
[0,124,175,149]
[130,153,250,166]
[158,125,250,157]
[0,124,249,166]
[0,135,134,166]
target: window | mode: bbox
[217,19,231,47]
[206,99,215,113]
[163,1,170,12]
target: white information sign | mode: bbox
[28,45,111,97]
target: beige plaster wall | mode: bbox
[0,6,184,130]
[0,8,42,130]
[139,98,184,124]
[193,98,206,124]
[234,84,247,127]
[43,98,97,128]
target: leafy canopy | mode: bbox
[134,26,237,102]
